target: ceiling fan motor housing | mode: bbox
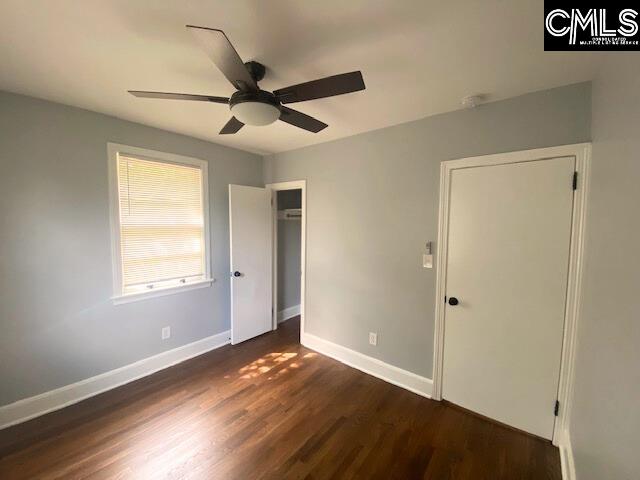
[244,61,266,82]
[230,90,282,126]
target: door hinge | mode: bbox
[572,171,578,190]
[554,400,560,416]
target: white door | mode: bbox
[442,156,575,439]
[229,185,272,344]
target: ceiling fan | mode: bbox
[129,25,366,134]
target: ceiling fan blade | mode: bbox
[186,25,258,93]
[279,107,328,133]
[220,117,244,134]
[129,91,229,103]
[274,71,365,104]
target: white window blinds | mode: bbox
[116,154,206,294]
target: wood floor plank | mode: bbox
[0,317,561,479]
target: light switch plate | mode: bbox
[423,253,433,269]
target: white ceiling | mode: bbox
[0,1,601,155]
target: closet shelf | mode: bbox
[278,208,302,220]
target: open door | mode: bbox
[229,185,272,344]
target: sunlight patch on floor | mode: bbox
[238,352,305,379]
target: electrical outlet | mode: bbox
[369,332,377,346]
[161,326,171,340]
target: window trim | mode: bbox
[107,143,212,304]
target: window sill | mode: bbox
[112,279,214,305]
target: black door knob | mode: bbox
[448,297,459,306]
[233,271,242,277]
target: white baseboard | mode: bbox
[0,330,231,430]
[277,304,301,323]
[558,429,576,480]
[301,332,432,398]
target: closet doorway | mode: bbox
[267,181,306,339]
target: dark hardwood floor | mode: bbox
[0,317,561,479]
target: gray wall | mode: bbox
[0,91,263,405]
[277,190,302,311]
[264,83,591,377]
[570,58,640,479]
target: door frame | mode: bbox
[266,180,306,343]
[432,143,591,446]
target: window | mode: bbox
[108,144,211,303]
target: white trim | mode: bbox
[106,143,212,302]
[0,330,230,430]
[266,180,307,345]
[302,332,433,398]
[277,304,301,323]
[431,143,591,446]
[554,146,590,443]
[112,278,214,305]
[558,429,576,480]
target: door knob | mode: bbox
[233,271,242,277]
[448,296,459,306]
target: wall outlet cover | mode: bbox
[161,326,171,340]
[369,332,378,346]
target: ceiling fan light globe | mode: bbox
[230,101,280,126]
